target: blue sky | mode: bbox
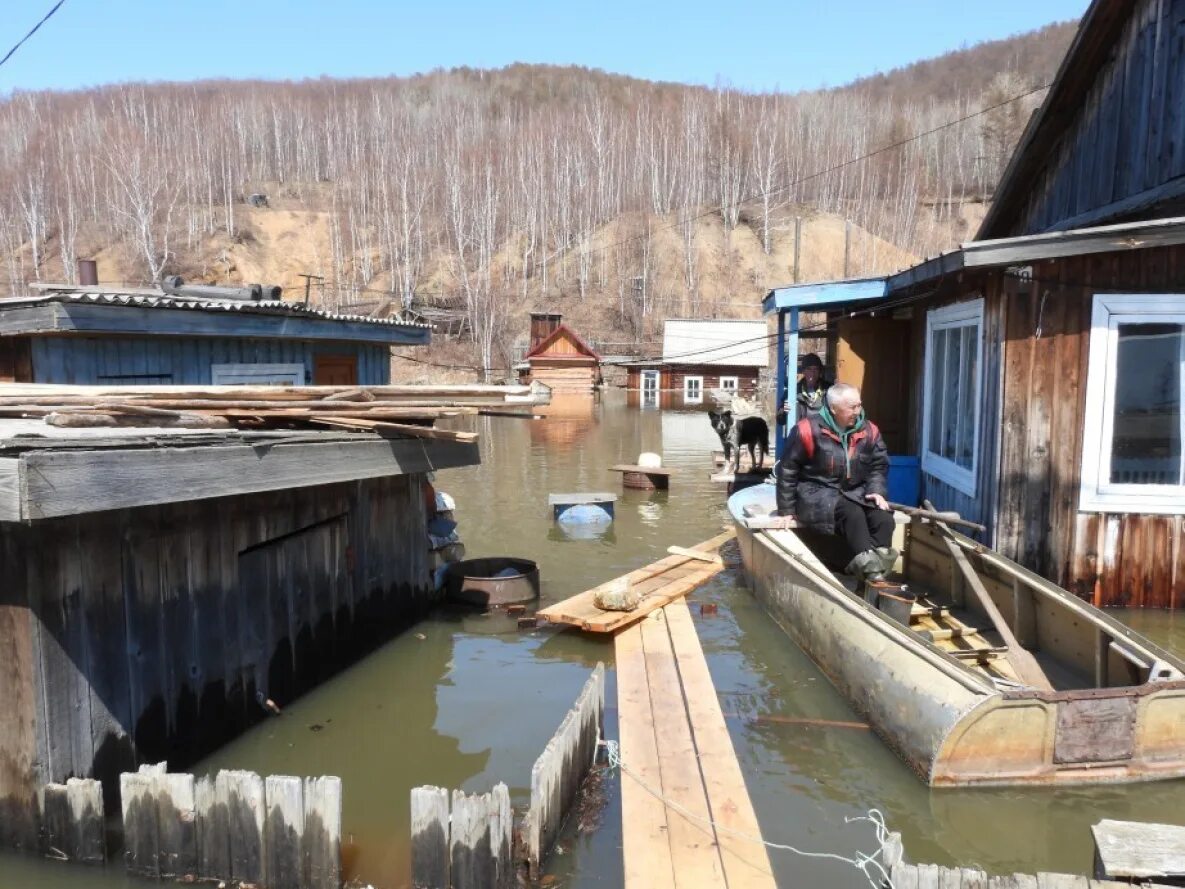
[1,0,1089,95]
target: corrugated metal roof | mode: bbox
[661,319,769,367]
[2,290,432,329]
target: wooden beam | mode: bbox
[13,437,480,520]
[309,416,477,443]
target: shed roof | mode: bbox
[0,288,431,346]
[765,215,1185,313]
[524,323,602,362]
[660,319,768,367]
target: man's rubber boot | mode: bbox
[845,550,886,603]
[874,546,900,575]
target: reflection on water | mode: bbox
[3,392,1184,889]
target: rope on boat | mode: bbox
[600,739,895,888]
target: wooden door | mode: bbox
[836,317,911,452]
[314,354,358,386]
[0,337,33,382]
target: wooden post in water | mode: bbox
[40,778,105,864]
[410,786,450,889]
[265,776,305,889]
[525,663,605,879]
[303,776,342,889]
[223,769,265,885]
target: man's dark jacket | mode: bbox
[776,414,889,534]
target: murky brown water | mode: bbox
[2,391,1183,888]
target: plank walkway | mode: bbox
[537,531,735,633]
[615,600,777,889]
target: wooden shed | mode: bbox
[0,284,431,386]
[518,316,602,394]
[766,0,1185,609]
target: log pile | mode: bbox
[0,381,552,444]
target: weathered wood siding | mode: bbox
[526,359,599,394]
[28,336,390,385]
[1005,0,1185,235]
[995,247,1185,608]
[0,474,431,847]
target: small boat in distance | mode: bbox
[729,483,1185,787]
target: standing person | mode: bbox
[773,382,896,599]
[795,353,828,420]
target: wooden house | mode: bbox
[0,284,430,386]
[766,0,1185,608]
[517,313,602,394]
[627,319,768,405]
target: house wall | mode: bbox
[912,244,1185,609]
[625,365,761,393]
[1003,0,1185,235]
[0,474,431,848]
[525,358,598,393]
[27,335,390,385]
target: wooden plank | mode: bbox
[195,775,229,881]
[489,783,513,889]
[157,771,197,880]
[450,789,496,889]
[638,612,727,888]
[264,776,304,889]
[309,416,478,443]
[18,437,479,519]
[538,532,734,633]
[615,624,677,889]
[663,602,777,888]
[410,786,450,889]
[1092,818,1185,880]
[222,770,265,886]
[303,776,342,889]
[667,546,723,564]
[120,770,160,878]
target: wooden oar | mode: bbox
[928,517,1053,692]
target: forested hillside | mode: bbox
[0,20,1076,372]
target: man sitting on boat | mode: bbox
[774,382,897,597]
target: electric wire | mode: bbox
[0,0,67,71]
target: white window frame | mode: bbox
[1079,293,1185,514]
[211,363,305,385]
[684,375,704,404]
[719,375,739,393]
[921,298,984,497]
[641,369,660,393]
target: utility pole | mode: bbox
[297,274,323,307]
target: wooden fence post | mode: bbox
[222,769,266,886]
[195,774,230,881]
[156,772,197,879]
[411,786,450,889]
[120,768,161,878]
[303,776,342,889]
[265,775,305,889]
[40,778,105,864]
[525,663,605,878]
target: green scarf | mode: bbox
[819,403,865,479]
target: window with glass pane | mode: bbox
[1109,323,1184,485]
[926,322,979,469]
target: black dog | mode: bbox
[708,410,769,473]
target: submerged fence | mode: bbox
[410,662,605,889]
[120,764,341,889]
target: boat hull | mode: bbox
[730,485,1185,786]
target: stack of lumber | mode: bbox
[0,381,551,443]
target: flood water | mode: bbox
[2,391,1183,888]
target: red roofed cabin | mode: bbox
[517,313,602,394]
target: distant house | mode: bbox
[767,0,1185,608]
[627,319,768,405]
[0,284,429,385]
[516,312,602,394]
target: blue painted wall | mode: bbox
[30,336,391,384]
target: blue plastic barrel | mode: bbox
[887,455,920,507]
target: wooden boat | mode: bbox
[728,483,1185,787]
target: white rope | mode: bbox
[600,739,895,889]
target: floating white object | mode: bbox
[637,452,662,468]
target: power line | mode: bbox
[0,0,67,71]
